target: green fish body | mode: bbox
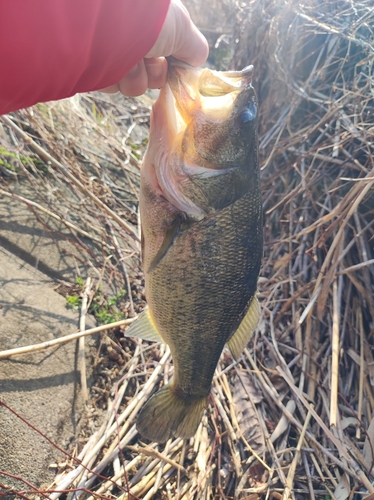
[127,62,263,442]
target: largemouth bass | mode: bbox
[126,60,263,442]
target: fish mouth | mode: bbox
[167,56,253,86]
[166,60,254,128]
[219,65,253,79]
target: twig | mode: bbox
[357,309,365,440]
[330,278,339,427]
[338,259,374,275]
[125,444,187,474]
[79,277,92,402]
[302,451,316,500]
[109,226,135,317]
[283,407,313,499]
[0,318,136,359]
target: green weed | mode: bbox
[66,278,127,324]
[0,146,44,173]
[66,295,82,310]
[89,289,127,324]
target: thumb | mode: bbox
[172,22,209,67]
[146,0,208,67]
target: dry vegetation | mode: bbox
[1,0,374,498]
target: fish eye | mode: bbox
[238,101,257,126]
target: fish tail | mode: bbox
[136,383,208,443]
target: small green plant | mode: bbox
[75,276,84,287]
[94,309,125,324]
[0,159,15,171]
[0,146,45,173]
[65,277,84,310]
[89,288,127,324]
[66,295,82,310]
[127,140,142,160]
[65,278,127,324]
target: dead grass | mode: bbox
[1,0,374,498]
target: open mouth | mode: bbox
[166,63,254,129]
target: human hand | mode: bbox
[102,0,208,96]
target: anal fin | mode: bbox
[227,294,259,360]
[125,307,164,343]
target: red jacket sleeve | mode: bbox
[0,0,170,115]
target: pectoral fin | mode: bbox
[125,307,164,343]
[147,217,182,273]
[227,295,259,360]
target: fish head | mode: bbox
[142,61,258,219]
[168,61,257,166]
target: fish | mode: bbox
[126,59,263,443]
